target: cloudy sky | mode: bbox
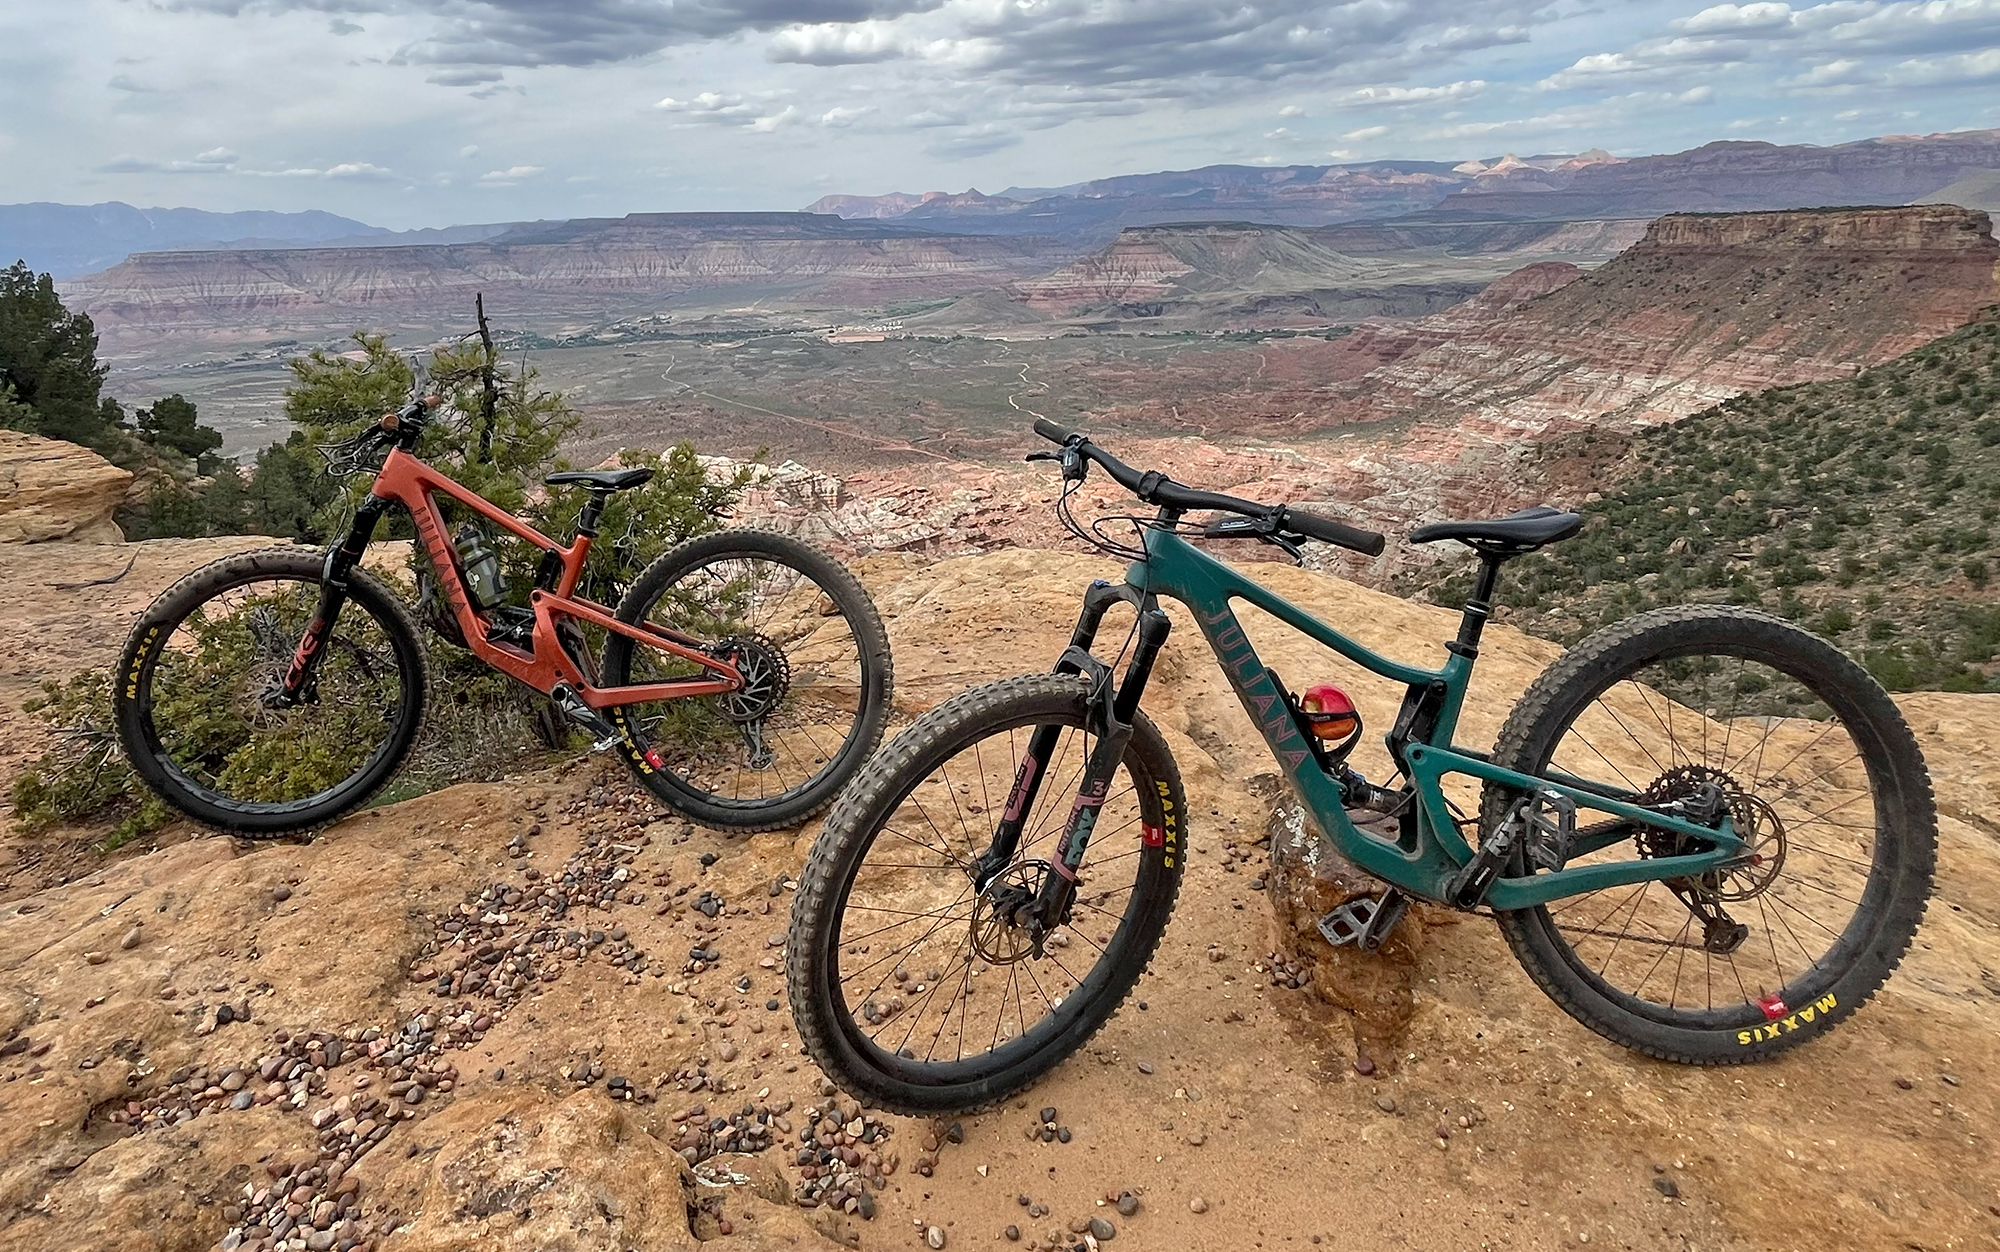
[3,0,1997,228]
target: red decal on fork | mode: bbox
[283,617,329,692]
[1002,754,1040,822]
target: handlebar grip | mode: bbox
[1033,418,1077,444]
[1282,507,1387,557]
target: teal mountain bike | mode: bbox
[790,420,1936,1114]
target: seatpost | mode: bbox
[1448,555,1505,659]
[576,490,611,538]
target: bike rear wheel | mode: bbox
[1485,605,1935,1063]
[789,674,1186,1114]
[601,529,891,830]
[113,548,428,836]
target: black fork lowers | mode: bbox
[275,497,389,705]
[974,578,1172,945]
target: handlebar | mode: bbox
[380,393,443,434]
[1030,419,1386,557]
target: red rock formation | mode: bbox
[65,213,1077,330]
[1064,206,2000,568]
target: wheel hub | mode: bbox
[713,633,790,724]
[970,863,1047,965]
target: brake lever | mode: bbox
[1026,446,1089,482]
[1264,532,1306,563]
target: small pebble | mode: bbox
[1116,1192,1139,1217]
[1088,1216,1115,1240]
[925,1225,946,1249]
[119,927,143,951]
[1189,1197,1209,1214]
[1374,1095,1396,1114]
[1652,1177,1680,1199]
[1136,1062,1154,1075]
[1004,1226,1020,1242]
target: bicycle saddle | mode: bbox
[1409,506,1583,553]
[544,467,655,491]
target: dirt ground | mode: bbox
[0,542,1994,1252]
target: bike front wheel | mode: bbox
[1485,605,1936,1064]
[113,548,428,836]
[601,529,892,831]
[789,673,1187,1115]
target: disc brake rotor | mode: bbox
[970,862,1047,965]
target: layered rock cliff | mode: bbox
[934,220,1616,331]
[0,433,130,544]
[64,213,1077,331]
[1297,204,2000,433]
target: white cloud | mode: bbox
[1547,0,2000,93]
[1672,3,1796,34]
[1338,80,1487,107]
[1342,124,1390,140]
[1782,57,1876,88]
[478,165,544,183]
[323,162,401,181]
[768,20,907,65]
[1885,47,2000,85]
[656,92,798,131]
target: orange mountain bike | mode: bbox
[113,394,892,835]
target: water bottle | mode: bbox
[453,523,508,610]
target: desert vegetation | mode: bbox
[1421,307,2000,692]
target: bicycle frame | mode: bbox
[284,444,742,714]
[1035,525,1745,911]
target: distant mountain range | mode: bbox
[0,203,379,278]
[807,130,2000,243]
[0,203,529,279]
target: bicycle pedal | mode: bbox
[1358,889,1409,952]
[1316,897,1379,948]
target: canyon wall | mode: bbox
[65,213,1077,331]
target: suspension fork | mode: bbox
[977,579,1173,930]
[278,497,389,702]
